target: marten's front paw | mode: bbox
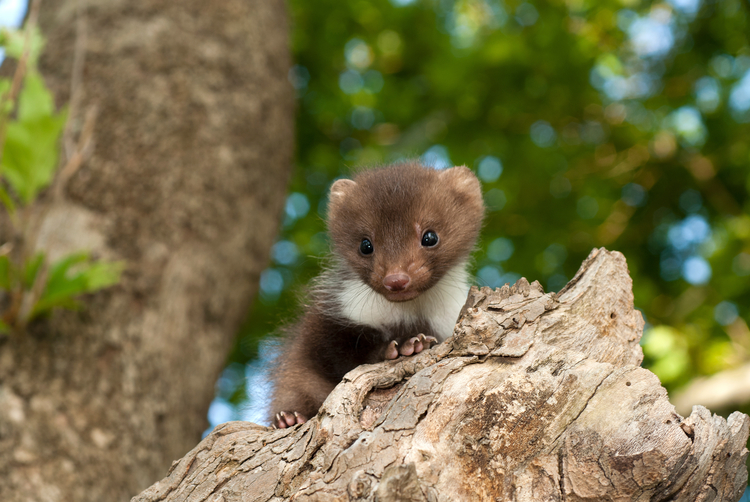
[273,411,307,429]
[385,333,438,360]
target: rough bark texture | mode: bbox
[0,1,293,500]
[134,248,750,502]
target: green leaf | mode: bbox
[22,252,43,290]
[0,78,11,107]
[18,72,54,122]
[1,83,67,204]
[29,252,89,316]
[0,185,16,215]
[30,254,124,319]
[0,27,45,66]
[0,255,10,290]
[0,319,9,334]
[80,261,125,291]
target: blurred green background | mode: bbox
[209,0,750,470]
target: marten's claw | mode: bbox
[399,337,419,356]
[419,333,439,349]
[385,340,399,360]
[401,334,439,356]
[273,411,307,429]
[386,334,439,360]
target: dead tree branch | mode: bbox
[134,248,750,502]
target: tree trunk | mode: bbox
[133,248,750,502]
[0,1,293,500]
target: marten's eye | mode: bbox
[421,231,439,247]
[360,238,374,255]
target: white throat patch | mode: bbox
[335,263,470,341]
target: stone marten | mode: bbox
[270,161,485,428]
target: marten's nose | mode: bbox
[383,273,411,292]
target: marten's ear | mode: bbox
[441,166,482,198]
[328,179,357,213]
[330,179,356,198]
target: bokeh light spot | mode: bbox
[484,188,506,211]
[285,193,310,220]
[667,0,702,17]
[682,256,711,284]
[350,106,375,130]
[714,301,739,326]
[272,240,299,266]
[477,155,503,182]
[260,269,284,300]
[668,215,710,250]
[207,399,234,428]
[577,196,599,219]
[363,70,384,93]
[478,265,504,288]
[732,252,750,277]
[422,145,451,169]
[628,11,674,58]
[515,3,538,26]
[729,70,750,122]
[530,120,557,148]
[339,70,364,94]
[667,106,707,146]
[678,189,702,214]
[621,183,647,207]
[710,54,734,78]
[487,237,514,262]
[288,65,310,90]
[345,38,373,70]
[694,76,721,113]
[537,243,567,274]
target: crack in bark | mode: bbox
[549,368,614,451]
[558,447,566,501]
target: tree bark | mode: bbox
[0,1,293,500]
[133,248,750,502]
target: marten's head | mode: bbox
[327,162,485,302]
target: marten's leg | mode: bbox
[270,361,335,428]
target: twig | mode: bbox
[18,259,47,325]
[6,0,41,104]
[63,0,87,161]
[54,104,97,202]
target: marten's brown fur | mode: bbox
[270,162,485,428]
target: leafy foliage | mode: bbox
[212,0,748,446]
[3,71,67,204]
[0,24,123,334]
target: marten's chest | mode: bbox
[334,263,471,342]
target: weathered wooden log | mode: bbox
[133,248,750,502]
